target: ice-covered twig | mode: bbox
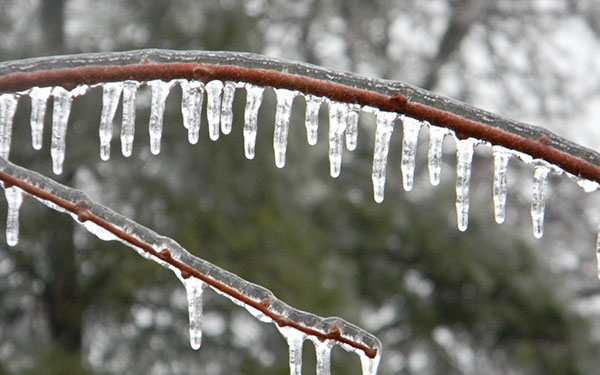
[0,157,382,366]
[1,49,599,184]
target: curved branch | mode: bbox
[0,49,599,182]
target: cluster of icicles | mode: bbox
[1,77,600,375]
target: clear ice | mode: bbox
[243,84,264,159]
[0,94,18,160]
[277,325,306,375]
[205,80,224,141]
[182,276,205,350]
[28,87,52,150]
[121,81,140,157]
[345,104,360,151]
[4,186,23,247]
[180,80,204,145]
[427,125,450,186]
[455,138,477,232]
[147,80,175,155]
[304,95,323,146]
[492,146,511,224]
[314,339,334,375]
[328,101,350,178]
[596,224,600,279]
[400,117,422,191]
[371,111,397,203]
[531,163,551,239]
[359,351,381,375]
[273,88,298,168]
[51,86,88,174]
[220,81,236,135]
[99,82,123,161]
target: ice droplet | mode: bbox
[220,81,236,135]
[180,80,204,145]
[4,186,23,247]
[492,146,511,224]
[147,80,175,155]
[273,88,298,168]
[51,85,88,174]
[400,117,422,191]
[328,101,349,178]
[531,163,551,239]
[304,95,323,146]
[121,81,140,157]
[371,111,397,203]
[455,138,477,232]
[277,325,306,375]
[313,339,335,375]
[427,125,450,186]
[205,80,224,141]
[182,276,205,350]
[28,87,52,150]
[243,84,264,159]
[0,94,19,160]
[345,104,360,151]
[99,82,123,161]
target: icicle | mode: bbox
[180,80,204,145]
[51,86,88,175]
[371,111,397,203]
[205,80,224,141]
[28,87,52,150]
[0,94,18,160]
[531,164,551,239]
[400,117,422,191]
[4,186,23,247]
[304,95,322,146]
[121,80,140,157]
[99,82,123,161]
[596,224,600,279]
[273,88,298,168]
[358,351,381,375]
[328,101,349,178]
[455,138,477,232]
[492,146,511,224]
[243,84,264,159]
[147,80,175,155]
[345,104,360,151]
[182,276,205,350]
[220,81,236,135]
[314,339,335,375]
[427,125,450,186]
[277,325,306,375]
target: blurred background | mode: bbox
[2,0,600,374]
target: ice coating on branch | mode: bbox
[0,94,18,160]
[328,101,349,178]
[492,146,511,224]
[455,138,477,232]
[182,276,205,350]
[304,95,323,146]
[277,325,306,375]
[565,172,599,193]
[273,88,298,168]
[180,80,204,144]
[345,104,360,151]
[220,81,236,135]
[28,87,52,150]
[121,80,140,157]
[205,80,224,141]
[313,338,335,375]
[4,186,23,247]
[400,117,422,191]
[99,82,123,161]
[51,85,88,174]
[531,163,551,239]
[147,80,175,155]
[371,111,397,203]
[427,125,450,186]
[243,84,264,159]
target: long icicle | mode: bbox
[205,80,224,141]
[99,82,123,161]
[120,80,140,157]
[0,94,18,160]
[304,95,323,146]
[531,163,551,239]
[400,117,422,191]
[492,146,511,224]
[328,101,349,178]
[180,80,204,145]
[220,81,236,135]
[51,85,87,174]
[277,325,306,375]
[427,125,450,186]
[4,186,23,247]
[273,88,298,168]
[28,87,52,150]
[455,138,477,232]
[345,104,360,151]
[181,275,205,350]
[243,83,264,159]
[371,111,397,203]
[148,80,175,155]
